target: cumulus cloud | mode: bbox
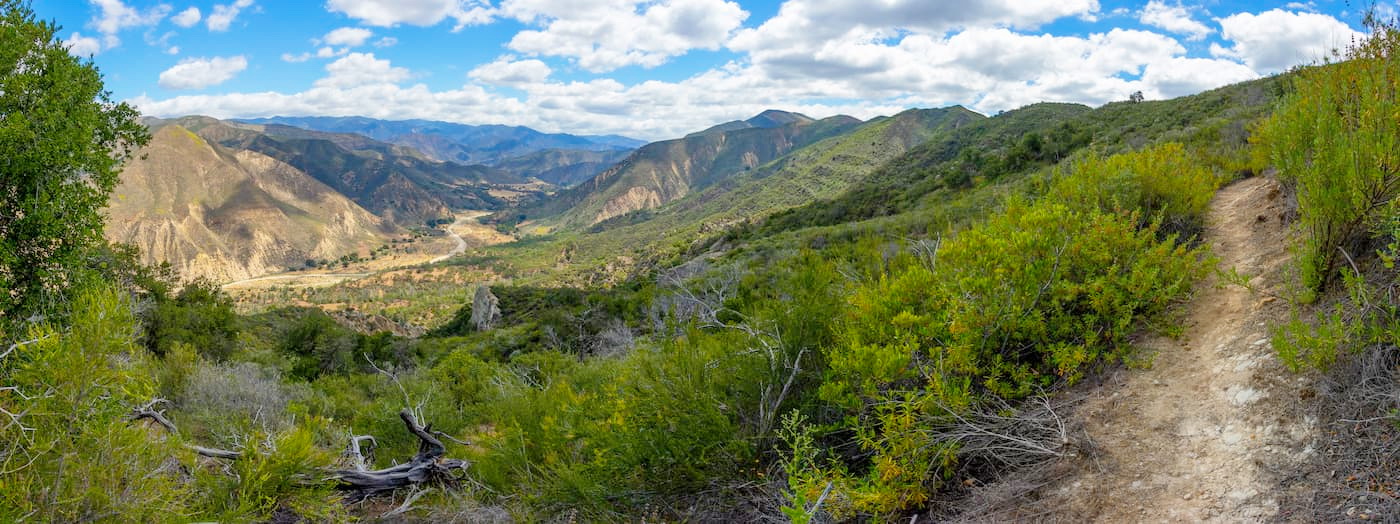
[158,56,249,89]
[730,0,1098,55]
[315,53,411,88]
[323,27,374,47]
[499,0,749,72]
[1212,9,1363,72]
[130,21,1244,141]
[469,56,552,86]
[1139,1,1211,41]
[728,0,1099,82]
[1138,57,1258,98]
[374,36,398,47]
[130,2,1326,140]
[88,0,169,49]
[326,0,493,28]
[171,6,201,28]
[207,0,255,32]
[65,32,103,56]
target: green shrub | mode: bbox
[0,285,190,521]
[1048,142,1222,236]
[1256,27,1400,298]
[192,423,343,521]
[812,194,1207,516]
[144,278,240,360]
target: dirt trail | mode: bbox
[1037,176,1314,521]
[430,214,471,264]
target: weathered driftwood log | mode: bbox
[330,409,469,501]
[129,400,468,499]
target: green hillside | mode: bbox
[503,111,864,230]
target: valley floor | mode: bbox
[223,211,511,292]
[979,177,1315,521]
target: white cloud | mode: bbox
[323,27,375,47]
[129,1,1300,141]
[315,52,411,88]
[373,36,398,47]
[469,56,552,86]
[326,0,493,28]
[65,32,103,56]
[88,0,170,49]
[1139,1,1211,41]
[171,6,201,28]
[131,21,1250,142]
[167,46,181,55]
[1138,57,1258,98]
[207,0,255,32]
[282,52,312,63]
[730,0,1099,55]
[158,56,249,89]
[503,0,749,72]
[728,0,1100,83]
[1213,9,1363,72]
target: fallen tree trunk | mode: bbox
[330,409,469,501]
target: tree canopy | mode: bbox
[0,0,148,328]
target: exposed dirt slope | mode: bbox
[1034,176,1313,521]
[107,125,395,283]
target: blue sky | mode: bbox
[34,0,1372,140]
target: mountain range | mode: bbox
[235,116,645,166]
[504,110,869,229]
[110,104,1108,283]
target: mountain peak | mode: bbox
[745,109,814,128]
[687,110,819,138]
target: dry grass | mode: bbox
[1274,344,1400,523]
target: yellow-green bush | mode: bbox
[191,424,343,521]
[1048,142,1223,235]
[1256,27,1400,298]
[808,177,1208,517]
[0,286,190,522]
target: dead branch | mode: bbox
[127,398,242,459]
[1,335,50,360]
[382,487,433,518]
[188,445,244,460]
[330,409,470,501]
[345,435,378,472]
[126,400,471,498]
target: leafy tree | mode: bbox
[144,278,241,360]
[0,0,149,326]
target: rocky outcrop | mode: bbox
[470,285,501,331]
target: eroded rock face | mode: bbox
[106,124,395,283]
[471,285,501,332]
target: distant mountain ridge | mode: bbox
[235,116,645,166]
[106,124,397,283]
[159,116,546,227]
[505,110,865,229]
[686,109,816,137]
